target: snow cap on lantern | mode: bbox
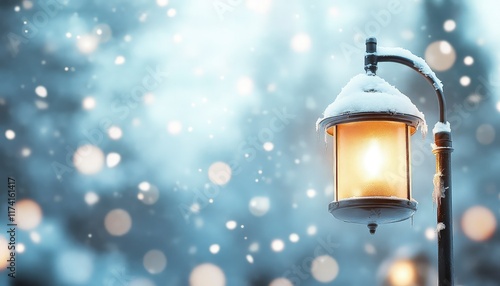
[317,74,426,234]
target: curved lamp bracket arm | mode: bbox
[364,37,447,123]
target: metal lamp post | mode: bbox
[317,37,453,285]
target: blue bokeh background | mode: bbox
[0,0,499,285]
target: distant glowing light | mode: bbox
[30,231,41,243]
[209,244,220,254]
[306,188,316,198]
[249,196,270,216]
[459,76,471,86]
[237,76,254,95]
[82,96,96,110]
[17,243,25,253]
[76,35,99,54]
[388,260,416,286]
[464,56,474,65]
[476,124,495,145]
[143,92,155,104]
[173,33,182,43]
[311,255,339,283]
[208,161,232,185]
[84,192,99,205]
[138,184,160,205]
[189,264,226,286]
[21,147,31,157]
[5,130,15,140]
[35,85,47,97]
[106,152,121,168]
[496,101,500,112]
[246,0,272,14]
[291,33,311,53]
[0,237,9,269]
[443,19,456,32]
[246,254,254,264]
[17,199,42,230]
[262,142,274,152]
[249,242,259,252]
[139,181,151,191]
[114,55,126,65]
[271,239,285,252]
[143,249,167,274]
[167,120,182,135]
[269,278,293,286]
[307,225,317,236]
[22,1,33,9]
[289,233,299,243]
[425,41,456,71]
[108,126,123,140]
[73,145,105,175]
[425,227,436,240]
[157,0,169,6]
[461,205,496,242]
[104,209,132,236]
[167,8,176,17]
[226,220,237,230]
[364,243,376,255]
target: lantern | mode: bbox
[317,74,426,234]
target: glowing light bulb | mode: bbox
[363,140,383,177]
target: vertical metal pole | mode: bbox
[433,131,454,286]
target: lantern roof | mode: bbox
[317,74,427,135]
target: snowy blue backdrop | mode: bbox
[0,0,499,285]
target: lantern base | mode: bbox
[329,197,417,232]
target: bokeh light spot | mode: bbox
[143,249,167,274]
[106,152,121,168]
[84,192,99,205]
[461,205,496,242]
[226,220,237,230]
[189,263,225,286]
[5,129,15,140]
[289,233,299,243]
[271,239,284,252]
[208,161,232,185]
[425,40,456,71]
[311,255,339,283]
[17,199,42,230]
[263,141,274,151]
[476,124,495,145]
[459,76,471,86]
[291,33,311,53]
[464,56,474,65]
[237,76,254,95]
[77,34,99,54]
[167,120,182,135]
[249,196,270,216]
[269,278,293,286]
[209,244,220,254]
[82,96,96,110]
[74,145,105,175]
[443,19,456,32]
[388,259,416,286]
[35,85,47,97]
[104,209,132,236]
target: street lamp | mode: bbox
[317,37,453,285]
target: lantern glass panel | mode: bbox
[334,121,410,200]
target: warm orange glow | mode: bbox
[388,259,417,286]
[335,121,410,199]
